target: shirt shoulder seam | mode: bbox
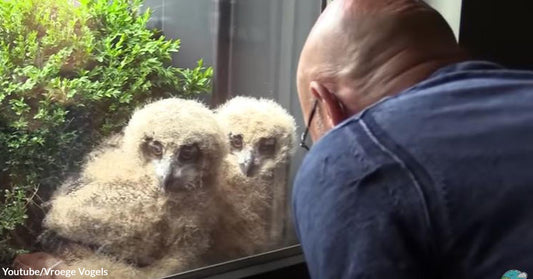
[358,117,436,238]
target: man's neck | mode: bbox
[340,52,467,116]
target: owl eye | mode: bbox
[229,134,243,150]
[148,141,163,157]
[258,137,276,155]
[179,144,200,163]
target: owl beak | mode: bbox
[162,173,175,193]
[238,149,255,177]
[155,157,180,193]
[162,167,185,193]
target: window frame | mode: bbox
[164,245,304,279]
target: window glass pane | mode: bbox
[0,0,319,277]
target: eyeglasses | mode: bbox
[299,99,319,151]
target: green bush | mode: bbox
[0,0,213,264]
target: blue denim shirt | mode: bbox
[292,61,533,279]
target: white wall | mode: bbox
[424,0,463,41]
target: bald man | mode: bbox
[293,0,533,278]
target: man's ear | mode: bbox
[310,81,346,126]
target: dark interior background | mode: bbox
[459,0,533,70]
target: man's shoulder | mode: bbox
[300,116,385,173]
[360,61,533,278]
[367,60,533,119]
[293,114,403,203]
[360,60,533,150]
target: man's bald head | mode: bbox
[297,0,466,141]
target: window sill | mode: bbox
[164,245,304,279]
